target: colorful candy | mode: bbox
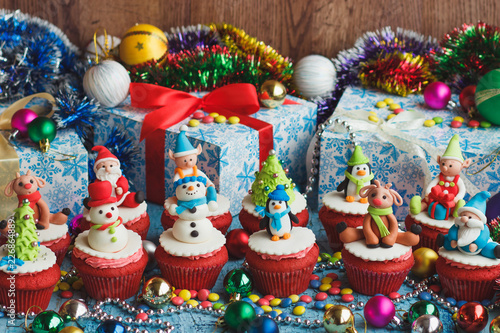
[424,119,435,127]
[375,101,387,108]
[450,120,462,128]
[433,116,443,124]
[315,292,328,301]
[341,294,354,302]
[202,115,214,123]
[192,111,205,119]
[208,293,220,302]
[215,115,227,123]
[388,103,401,111]
[228,116,240,124]
[293,306,306,316]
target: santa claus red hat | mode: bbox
[88,181,117,207]
[92,146,119,172]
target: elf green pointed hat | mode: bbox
[347,146,370,166]
[441,134,464,162]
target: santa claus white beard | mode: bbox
[96,167,121,188]
[456,217,484,247]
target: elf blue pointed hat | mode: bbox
[457,191,491,224]
[174,125,198,158]
[268,185,290,202]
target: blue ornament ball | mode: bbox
[249,317,280,333]
[96,320,127,333]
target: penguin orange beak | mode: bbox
[274,205,281,210]
[188,186,194,191]
[357,170,366,176]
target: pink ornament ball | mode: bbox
[424,82,451,109]
[364,295,396,328]
[11,108,38,136]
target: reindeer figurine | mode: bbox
[2,170,70,231]
[337,180,421,248]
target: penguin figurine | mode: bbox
[259,185,299,241]
[336,146,374,203]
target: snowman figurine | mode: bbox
[168,176,217,244]
[87,181,128,253]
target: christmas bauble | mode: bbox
[140,276,172,308]
[226,229,250,258]
[31,311,65,333]
[486,191,500,223]
[408,300,439,324]
[96,320,127,333]
[249,316,279,333]
[459,85,476,112]
[424,82,451,109]
[142,239,158,270]
[294,54,336,98]
[476,69,500,125]
[223,268,253,297]
[411,314,443,333]
[364,296,395,328]
[323,305,355,333]
[119,24,168,66]
[85,34,121,59]
[224,301,257,332]
[457,302,488,333]
[27,117,57,152]
[83,59,130,108]
[258,80,287,108]
[411,247,439,278]
[11,108,38,136]
[58,327,84,333]
[59,299,89,322]
[490,315,500,332]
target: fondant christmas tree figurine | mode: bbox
[251,149,295,215]
[336,145,374,203]
[12,199,39,262]
[411,135,471,220]
[259,185,299,241]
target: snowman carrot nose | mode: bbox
[274,204,281,210]
[357,170,366,176]
[188,186,194,191]
[106,212,112,218]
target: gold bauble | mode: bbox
[140,276,173,308]
[258,80,287,108]
[490,315,500,332]
[58,327,84,333]
[411,247,439,278]
[119,23,168,66]
[58,299,88,322]
[324,305,357,333]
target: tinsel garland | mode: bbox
[431,22,500,90]
[166,24,221,54]
[359,51,435,96]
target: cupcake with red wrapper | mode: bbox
[72,181,147,300]
[319,145,373,251]
[246,185,318,297]
[405,135,470,251]
[162,125,232,234]
[338,180,421,295]
[155,176,228,290]
[240,149,308,234]
[0,200,60,313]
[436,191,500,301]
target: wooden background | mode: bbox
[1,0,499,61]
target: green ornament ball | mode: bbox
[408,300,439,324]
[32,311,65,333]
[223,269,253,296]
[476,69,500,125]
[224,301,257,332]
[27,117,57,143]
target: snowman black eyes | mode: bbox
[196,184,200,187]
[99,210,103,214]
[111,207,115,211]
[183,185,187,189]
[102,166,105,168]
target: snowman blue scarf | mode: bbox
[176,197,207,215]
[264,206,291,231]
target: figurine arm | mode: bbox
[455,178,466,201]
[290,212,299,225]
[424,177,439,196]
[336,179,347,193]
[260,216,270,230]
[37,198,50,226]
[116,176,129,193]
[474,228,491,249]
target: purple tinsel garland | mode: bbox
[165,24,221,54]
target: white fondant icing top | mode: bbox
[38,223,68,242]
[242,193,307,218]
[322,191,368,215]
[248,227,316,256]
[164,194,230,217]
[74,230,143,259]
[159,228,226,257]
[344,239,411,261]
[439,248,500,268]
[83,202,148,223]
[0,245,56,274]
[412,212,454,229]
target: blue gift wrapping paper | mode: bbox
[318,86,500,220]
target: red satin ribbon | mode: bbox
[130,83,277,203]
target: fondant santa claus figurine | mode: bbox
[437,191,500,259]
[90,146,145,208]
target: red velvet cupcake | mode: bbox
[37,223,71,267]
[0,245,60,313]
[246,227,318,297]
[155,228,228,290]
[162,195,232,234]
[319,191,368,251]
[405,212,454,252]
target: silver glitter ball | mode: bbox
[411,314,443,333]
[142,240,158,270]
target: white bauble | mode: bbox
[85,34,121,59]
[83,59,130,107]
[294,55,337,98]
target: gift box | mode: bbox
[0,130,88,220]
[94,85,317,215]
[318,86,500,221]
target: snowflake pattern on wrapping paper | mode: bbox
[60,154,87,182]
[26,157,62,183]
[236,161,257,191]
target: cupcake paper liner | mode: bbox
[79,268,145,300]
[247,264,315,297]
[0,285,54,313]
[157,261,226,290]
[405,215,448,252]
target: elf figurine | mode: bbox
[260,185,299,241]
[168,125,217,208]
[336,146,374,203]
[411,135,471,220]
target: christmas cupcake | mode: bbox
[245,185,319,297]
[155,177,228,290]
[319,146,373,251]
[0,200,60,313]
[406,135,470,251]
[337,181,421,295]
[72,182,148,300]
[239,149,308,234]
[436,191,500,301]
[162,125,232,234]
